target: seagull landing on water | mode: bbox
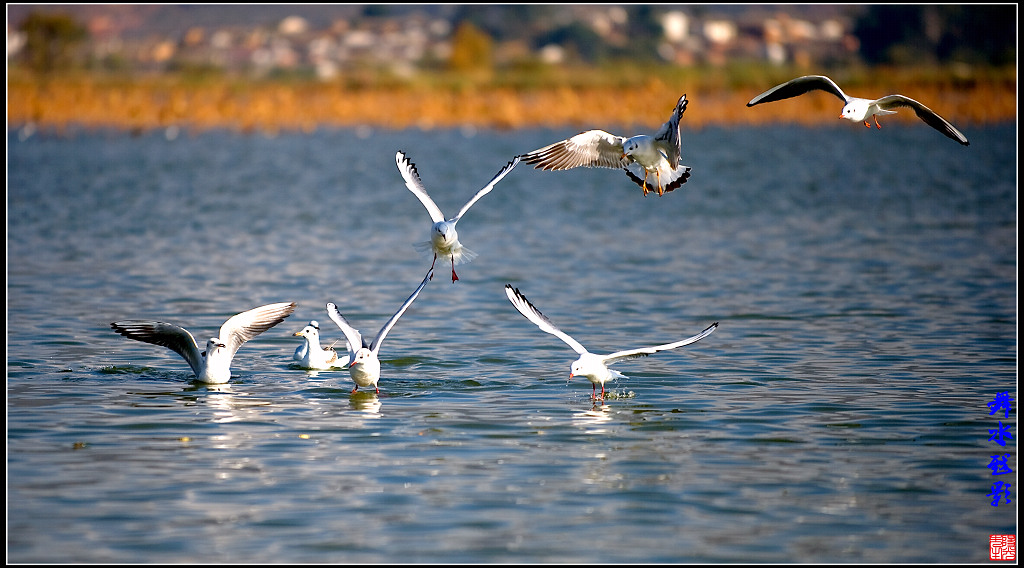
[293,320,350,370]
[504,285,718,400]
[326,269,433,394]
[518,94,692,196]
[110,302,297,384]
[397,151,520,283]
[746,75,969,146]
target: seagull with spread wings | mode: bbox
[518,94,692,196]
[504,285,717,400]
[327,269,432,394]
[397,151,520,283]
[111,302,297,384]
[747,75,969,146]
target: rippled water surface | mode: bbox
[7,121,1017,563]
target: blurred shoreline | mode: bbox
[8,72,1016,135]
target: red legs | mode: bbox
[351,386,358,393]
[864,116,882,129]
[639,169,666,197]
[591,383,606,400]
[429,252,458,282]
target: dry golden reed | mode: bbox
[8,74,1015,135]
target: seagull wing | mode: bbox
[519,130,630,170]
[396,151,446,223]
[369,268,433,354]
[747,75,850,106]
[219,302,297,360]
[326,302,366,357]
[504,284,589,356]
[873,95,970,146]
[651,94,688,168]
[110,320,204,377]
[451,156,520,224]
[602,322,718,365]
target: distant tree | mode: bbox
[535,23,609,63]
[935,5,1016,65]
[361,5,392,19]
[449,20,494,76]
[620,5,664,61]
[18,11,88,73]
[854,5,1016,66]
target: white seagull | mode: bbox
[518,94,692,196]
[110,302,297,384]
[326,269,433,393]
[746,75,969,146]
[293,320,350,370]
[504,285,718,400]
[397,151,520,283]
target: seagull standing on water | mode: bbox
[326,269,433,394]
[746,75,969,146]
[293,320,350,370]
[110,302,297,384]
[504,285,718,400]
[397,151,520,283]
[518,94,692,196]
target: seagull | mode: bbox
[293,320,350,370]
[397,151,520,283]
[110,302,297,384]
[746,75,969,146]
[504,285,718,400]
[326,269,433,393]
[518,94,692,196]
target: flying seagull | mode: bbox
[397,151,520,282]
[747,74,969,146]
[518,94,692,196]
[504,285,717,400]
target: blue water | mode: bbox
[7,121,1017,562]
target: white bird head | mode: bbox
[622,138,640,156]
[841,100,869,122]
[431,221,458,247]
[294,322,320,340]
[350,347,375,368]
[205,337,226,357]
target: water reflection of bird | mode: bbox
[293,320,349,370]
[349,390,382,415]
[326,269,432,394]
[746,75,969,146]
[504,285,717,400]
[518,94,692,196]
[397,151,520,283]
[110,302,297,384]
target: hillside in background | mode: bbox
[7,4,1016,133]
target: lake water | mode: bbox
[7,120,1017,563]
